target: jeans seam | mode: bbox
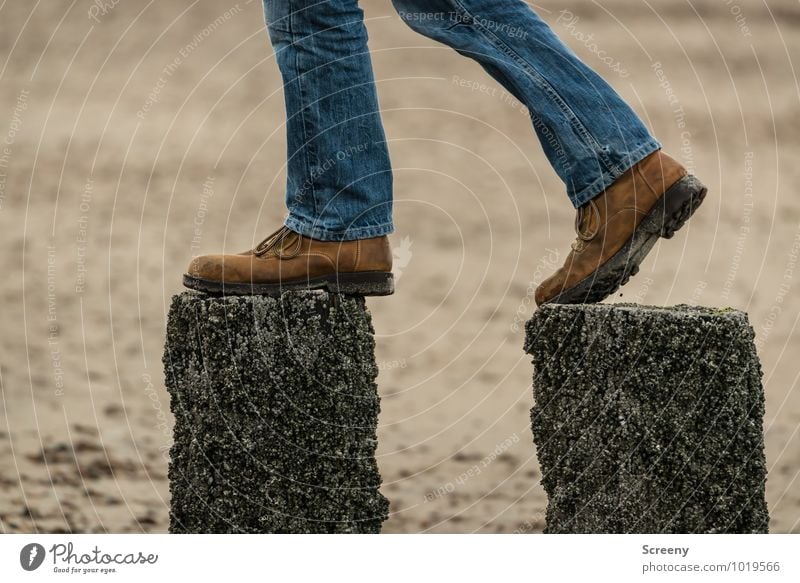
[289,1,319,218]
[450,0,614,170]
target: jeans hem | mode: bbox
[570,140,662,208]
[284,214,394,241]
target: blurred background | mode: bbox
[1,0,798,533]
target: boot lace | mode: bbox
[570,200,600,252]
[253,225,302,258]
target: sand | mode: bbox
[0,0,798,533]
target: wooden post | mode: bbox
[525,303,769,533]
[164,291,388,533]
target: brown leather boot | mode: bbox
[183,225,394,296]
[535,150,706,305]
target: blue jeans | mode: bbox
[263,0,661,241]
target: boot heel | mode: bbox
[660,175,707,239]
[326,272,395,296]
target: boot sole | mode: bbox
[182,271,395,297]
[543,174,707,305]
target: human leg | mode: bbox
[393,0,706,304]
[392,0,661,207]
[264,0,394,241]
[184,0,395,296]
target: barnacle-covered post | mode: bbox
[164,291,389,533]
[525,303,769,533]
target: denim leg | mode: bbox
[392,0,662,208]
[262,0,393,241]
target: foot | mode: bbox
[535,150,707,305]
[183,225,394,296]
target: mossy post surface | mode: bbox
[163,291,389,533]
[524,303,769,533]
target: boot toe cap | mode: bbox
[187,254,225,280]
[535,270,569,306]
